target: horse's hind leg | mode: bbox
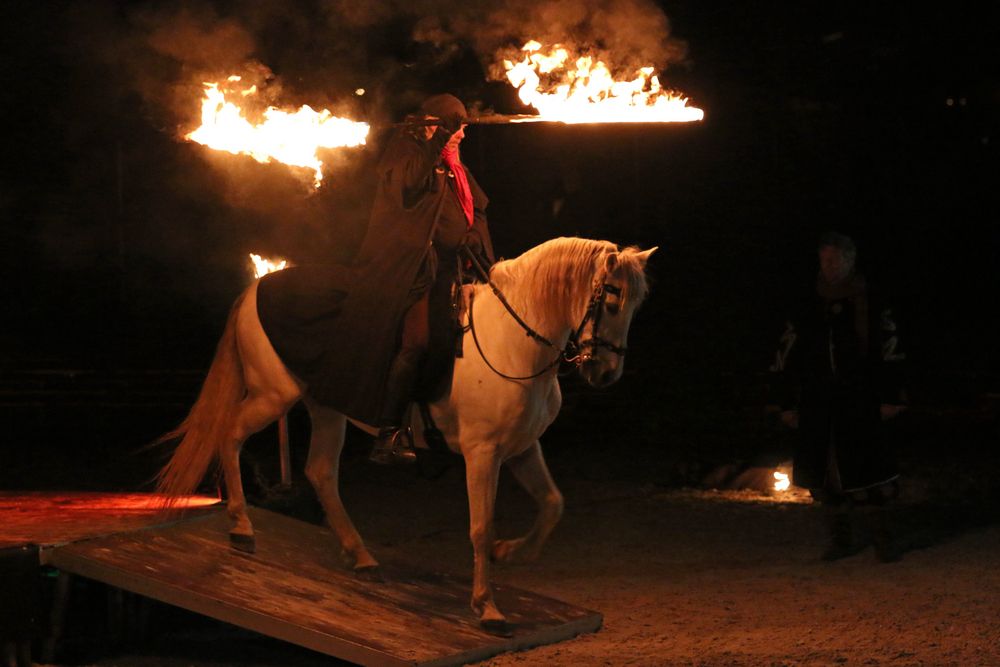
[224,281,302,552]
[221,393,291,552]
[492,440,564,564]
[303,399,380,580]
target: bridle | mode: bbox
[462,247,627,382]
[571,281,628,360]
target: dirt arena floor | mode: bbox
[471,487,1000,666]
[35,429,997,667]
[352,465,1000,667]
[8,385,998,667]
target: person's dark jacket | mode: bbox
[771,274,906,491]
[255,127,494,422]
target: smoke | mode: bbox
[426,0,689,78]
[78,0,689,146]
[10,0,696,361]
[55,0,695,130]
[143,8,256,68]
[79,2,381,255]
[316,0,688,73]
[49,0,690,267]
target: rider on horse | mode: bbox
[255,94,494,464]
[364,94,495,464]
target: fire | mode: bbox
[503,40,704,123]
[250,253,288,279]
[186,76,369,187]
[773,471,791,492]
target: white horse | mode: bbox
[156,236,656,633]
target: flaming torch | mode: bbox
[500,40,704,124]
[249,252,288,278]
[186,76,369,187]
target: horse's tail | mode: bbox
[155,291,247,503]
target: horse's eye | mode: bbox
[602,283,623,315]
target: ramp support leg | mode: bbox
[279,415,291,486]
[41,570,71,664]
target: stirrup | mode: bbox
[369,426,417,465]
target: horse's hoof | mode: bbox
[480,618,514,637]
[229,533,256,553]
[491,539,525,564]
[490,542,509,563]
[354,565,385,583]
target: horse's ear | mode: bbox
[604,252,619,272]
[635,246,659,265]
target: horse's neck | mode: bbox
[474,276,581,357]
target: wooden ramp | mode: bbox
[40,506,601,666]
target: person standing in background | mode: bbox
[771,232,907,562]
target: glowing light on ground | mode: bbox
[773,471,791,492]
[0,492,221,512]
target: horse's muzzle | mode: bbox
[579,358,621,389]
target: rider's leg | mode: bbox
[370,292,429,464]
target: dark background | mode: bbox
[1,0,998,492]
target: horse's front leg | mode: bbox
[492,440,564,564]
[464,446,509,635]
[303,399,380,580]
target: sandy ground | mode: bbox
[12,394,998,667]
[377,473,1000,667]
[40,448,999,667]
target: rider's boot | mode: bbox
[370,425,417,465]
[369,353,419,465]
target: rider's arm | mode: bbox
[389,126,454,208]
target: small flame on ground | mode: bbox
[250,253,288,279]
[773,471,791,492]
[503,40,704,124]
[186,77,369,187]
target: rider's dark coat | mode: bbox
[256,127,494,423]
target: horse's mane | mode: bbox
[488,237,650,330]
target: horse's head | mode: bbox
[575,245,657,388]
[486,237,657,385]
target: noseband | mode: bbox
[462,247,627,381]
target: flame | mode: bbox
[773,471,791,492]
[186,77,369,187]
[503,40,704,123]
[250,253,288,279]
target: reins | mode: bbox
[466,290,567,380]
[460,246,627,382]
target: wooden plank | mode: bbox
[42,506,602,667]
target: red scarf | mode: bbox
[441,148,474,228]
